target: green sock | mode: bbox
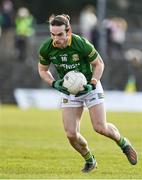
[83,151,94,163]
[117,137,126,148]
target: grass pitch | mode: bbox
[0,106,142,179]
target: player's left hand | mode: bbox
[52,79,70,95]
[75,83,96,97]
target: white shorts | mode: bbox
[61,81,104,109]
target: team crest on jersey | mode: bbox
[60,54,68,62]
[72,54,79,61]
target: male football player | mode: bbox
[38,14,137,173]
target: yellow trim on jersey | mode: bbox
[52,41,56,47]
[68,34,72,46]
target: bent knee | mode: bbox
[93,125,107,135]
[66,131,78,141]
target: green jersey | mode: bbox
[39,34,98,82]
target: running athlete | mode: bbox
[38,14,137,173]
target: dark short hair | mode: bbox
[49,14,70,30]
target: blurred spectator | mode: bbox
[0,0,14,31]
[0,0,14,56]
[14,7,35,61]
[103,17,129,90]
[104,17,128,59]
[125,48,142,91]
[91,24,100,51]
[0,8,2,37]
[79,4,97,42]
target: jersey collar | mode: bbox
[68,34,72,46]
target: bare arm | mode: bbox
[90,54,104,85]
[38,63,55,86]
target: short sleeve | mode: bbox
[38,39,52,65]
[82,38,98,62]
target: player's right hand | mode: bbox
[52,79,70,95]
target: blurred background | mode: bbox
[0,0,142,107]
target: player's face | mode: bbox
[50,25,68,48]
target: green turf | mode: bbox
[0,106,142,179]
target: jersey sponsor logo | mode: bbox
[88,49,96,58]
[58,63,80,70]
[72,54,79,61]
[60,54,68,62]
